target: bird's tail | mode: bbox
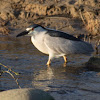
[70,41,94,55]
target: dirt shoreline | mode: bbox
[0,0,99,37]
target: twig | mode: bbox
[79,9,86,25]
[95,40,100,54]
[2,70,21,89]
[0,63,19,75]
[0,63,21,88]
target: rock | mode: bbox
[86,57,100,69]
[0,88,55,100]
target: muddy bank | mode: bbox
[0,0,99,37]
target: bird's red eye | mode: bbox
[32,28,34,30]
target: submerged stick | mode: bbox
[2,70,21,89]
[0,63,19,75]
[0,63,21,88]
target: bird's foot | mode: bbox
[63,56,67,63]
[46,60,51,67]
[46,63,51,67]
[63,62,67,67]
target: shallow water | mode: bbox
[0,36,100,100]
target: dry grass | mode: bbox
[79,10,100,36]
[85,12,99,35]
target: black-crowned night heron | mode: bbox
[16,24,94,66]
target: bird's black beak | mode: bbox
[16,31,29,37]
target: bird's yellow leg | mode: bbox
[63,55,67,67]
[63,55,67,63]
[46,59,51,66]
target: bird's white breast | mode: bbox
[31,33,49,54]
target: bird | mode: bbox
[16,24,94,66]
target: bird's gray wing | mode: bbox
[44,34,94,55]
[44,34,77,55]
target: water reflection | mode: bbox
[32,64,86,91]
[0,36,43,56]
[32,67,54,91]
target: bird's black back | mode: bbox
[46,29,81,41]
